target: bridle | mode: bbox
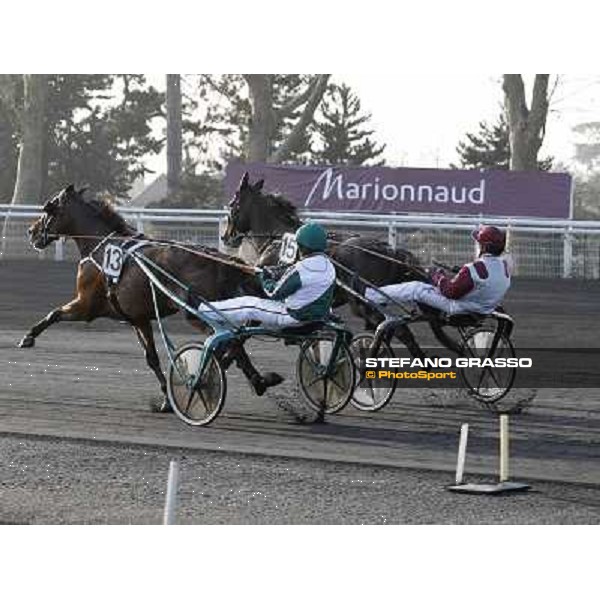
[34,209,60,249]
[224,195,279,255]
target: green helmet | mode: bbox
[295,222,327,253]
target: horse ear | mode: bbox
[77,186,89,196]
[65,184,75,195]
[252,179,264,193]
[239,172,250,190]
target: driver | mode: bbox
[197,222,335,397]
[360,225,511,315]
[199,221,335,329]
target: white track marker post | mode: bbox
[455,423,469,485]
[448,414,530,495]
[499,414,509,483]
[163,459,180,525]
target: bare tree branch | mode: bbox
[269,74,330,163]
[200,74,235,98]
[274,77,320,125]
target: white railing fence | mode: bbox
[2,205,600,279]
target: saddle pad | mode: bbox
[102,239,151,284]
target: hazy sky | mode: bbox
[146,74,600,176]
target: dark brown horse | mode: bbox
[20,185,264,412]
[222,173,426,321]
[221,173,467,356]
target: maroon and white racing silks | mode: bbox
[432,259,509,300]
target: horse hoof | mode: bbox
[150,399,173,414]
[253,372,285,397]
[263,372,285,389]
[313,411,326,424]
[18,336,35,348]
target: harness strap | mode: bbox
[88,231,118,257]
[78,231,119,273]
[80,255,103,272]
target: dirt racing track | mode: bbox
[1,259,600,489]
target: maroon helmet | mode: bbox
[471,225,506,255]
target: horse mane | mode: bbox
[81,196,137,235]
[260,192,302,229]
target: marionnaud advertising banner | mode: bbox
[224,162,573,219]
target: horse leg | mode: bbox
[132,321,172,414]
[429,322,462,354]
[393,323,428,361]
[18,298,94,348]
[19,263,106,348]
[225,340,284,396]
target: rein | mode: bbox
[165,241,261,275]
[329,256,415,316]
[44,232,261,276]
[327,239,429,281]
[230,231,429,280]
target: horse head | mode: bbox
[28,184,88,250]
[222,171,302,247]
[221,172,265,247]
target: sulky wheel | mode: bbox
[349,333,397,412]
[459,326,517,406]
[296,338,356,415]
[167,342,227,426]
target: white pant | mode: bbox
[198,296,300,329]
[366,281,468,315]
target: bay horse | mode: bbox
[20,185,271,412]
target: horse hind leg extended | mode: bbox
[133,321,172,413]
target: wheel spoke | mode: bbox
[196,385,210,413]
[184,388,196,413]
[302,347,322,371]
[481,366,502,390]
[328,375,347,393]
[305,373,325,388]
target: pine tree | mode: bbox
[191,76,385,170]
[193,74,323,168]
[45,74,164,198]
[0,74,164,201]
[312,83,385,166]
[452,112,552,171]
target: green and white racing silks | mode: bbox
[261,254,336,322]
